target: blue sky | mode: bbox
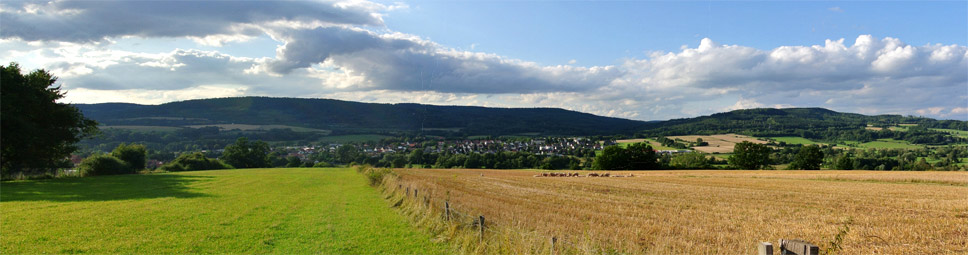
[1,0,965,120]
[384,1,967,66]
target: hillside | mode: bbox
[75,97,648,136]
[75,98,968,145]
[636,108,968,144]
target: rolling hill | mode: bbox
[74,97,967,144]
[636,108,967,144]
[74,97,649,136]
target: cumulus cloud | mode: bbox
[0,0,385,43]
[264,27,622,93]
[0,0,964,120]
[609,35,967,119]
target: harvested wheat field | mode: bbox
[670,134,769,153]
[390,169,968,254]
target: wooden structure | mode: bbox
[758,239,818,255]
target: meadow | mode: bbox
[1,168,447,254]
[185,124,331,133]
[839,139,924,149]
[765,136,823,145]
[389,168,968,254]
[615,139,681,150]
[669,134,768,153]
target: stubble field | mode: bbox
[391,169,968,254]
[669,134,768,153]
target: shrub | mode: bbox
[670,152,712,169]
[111,143,147,171]
[354,164,392,186]
[160,152,232,172]
[78,154,131,177]
[365,167,393,186]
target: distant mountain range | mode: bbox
[74,97,967,139]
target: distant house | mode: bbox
[70,155,84,166]
[147,160,164,169]
[657,150,691,155]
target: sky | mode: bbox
[1,0,966,121]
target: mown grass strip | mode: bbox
[1,168,448,254]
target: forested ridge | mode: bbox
[637,108,967,144]
[74,97,967,145]
[75,97,648,136]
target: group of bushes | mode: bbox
[78,143,147,177]
[78,143,235,177]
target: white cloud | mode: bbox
[264,26,623,93]
[63,86,247,105]
[828,6,844,13]
[0,0,964,121]
[0,0,386,42]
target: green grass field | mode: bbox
[857,139,923,149]
[932,128,968,138]
[102,125,183,132]
[765,136,822,145]
[1,168,447,254]
[616,139,681,150]
[185,124,331,134]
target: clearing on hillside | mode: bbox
[614,138,681,150]
[764,136,823,145]
[392,168,968,254]
[670,134,768,153]
[185,124,331,133]
[1,168,447,254]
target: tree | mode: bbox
[670,152,712,169]
[728,141,771,170]
[408,149,424,165]
[594,145,630,170]
[285,156,302,168]
[834,154,854,170]
[912,158,933,171]
[111,143,147,171]
[222,137,271,169]
[335,145,359,164]
[787,145,823,170]
[626,142,659,170]
[1,63,99,177]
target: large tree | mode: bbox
[728,141,772,170]
[1,63,98,177]
[626,142,659,170]
[787,145,824,170]
[222,137,271,169]
[594,145,630,170]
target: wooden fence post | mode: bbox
[444,201,450,221]
[758,242,773,255]
[414,188,418,198]
[406,187,410,197]
[550,236,557,255]
[778,239,818,255]
[479,215,485,243]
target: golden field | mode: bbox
[386,169,968,254]
[669,134,769,153]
